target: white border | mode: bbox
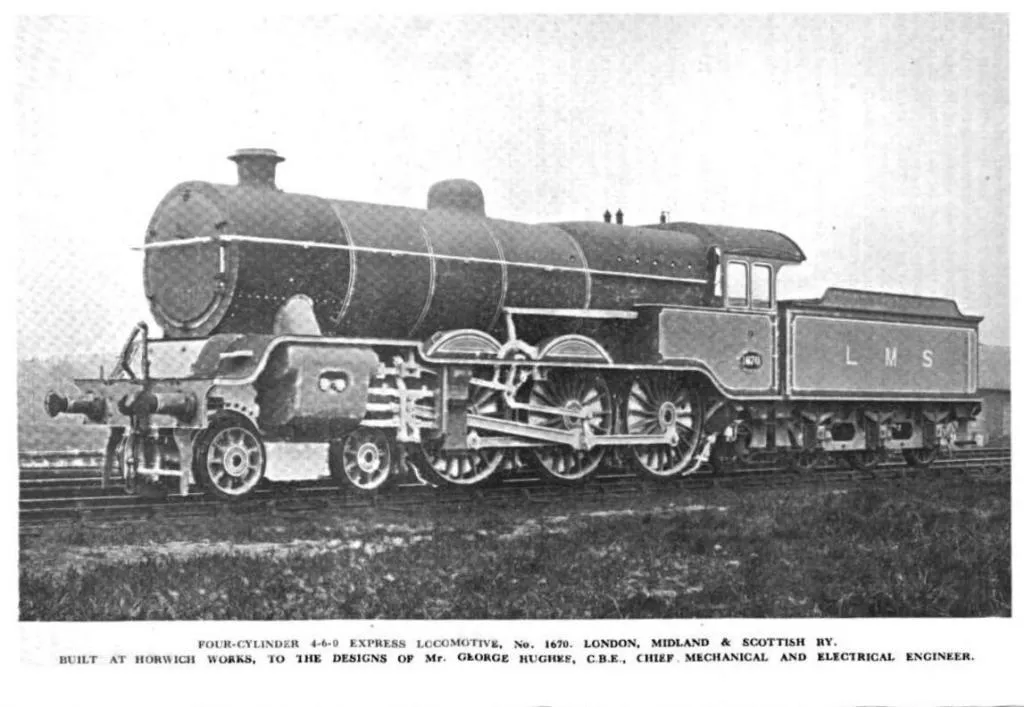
[8,10,1018,707]
[788,312,977,395]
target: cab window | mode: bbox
[726,261,749,307]
[752,263,772,308]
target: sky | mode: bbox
[14,14,1010,358]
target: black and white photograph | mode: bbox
[9,10,1017,706]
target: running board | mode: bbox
[465,414,678,451]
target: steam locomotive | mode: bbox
[44,149,982,499]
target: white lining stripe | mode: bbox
[408,223,436,336]
[563,229,592,309]
[138,234,707,286]
[788,313,975,394]
[326,201,357,325]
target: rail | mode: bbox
[18,446,1010,527]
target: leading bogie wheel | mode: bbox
[528,370,613,485]
[624,373,703,479]
[193,414,266,501]
[329,428,397,492]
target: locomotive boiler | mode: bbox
[45,149,982,499]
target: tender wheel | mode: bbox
[708,424,753,475]
[528,370,613,484]
[624,373,703,479]
[710,438,741,476]
[709,440,732,476]
[849,449,885,473]
[194,414,266,501]
[903,447,938,468]
[786,448,823,473]
[329,428,397,492]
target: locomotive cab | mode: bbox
[706,248,779,312]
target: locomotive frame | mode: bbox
[45,149,982,499]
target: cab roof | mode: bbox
[646,221,805,263]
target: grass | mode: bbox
[20,475,1010,620]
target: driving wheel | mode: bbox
[527,370,612,484]
[623,373,703,479]
[193,413,266,501]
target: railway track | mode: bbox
[18,446,1010,527]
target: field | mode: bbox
[20,473,1010,620]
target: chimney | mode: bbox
[603,210,612,223]
[615,209,624,225]
[229,148,285,189]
